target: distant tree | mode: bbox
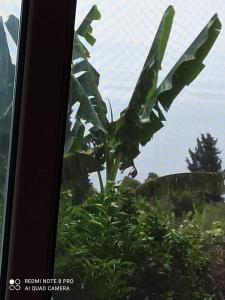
[120,176,141,191]
[186,133,223,202]
[186,133,222,172]
[145,172,159,182]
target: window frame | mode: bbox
[0,0,77,298]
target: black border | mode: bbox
[0,0,30,297]
[1,0,77,299]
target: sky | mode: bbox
[1,0,225,187]
[0,0,20,19]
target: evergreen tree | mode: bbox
[186,133,222,172]
[186,133,223,202]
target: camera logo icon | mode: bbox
[9,279,21,291]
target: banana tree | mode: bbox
[66,5,222,192]
[0,10,105,200]
[0,10,104,200]
[0,6,222,196]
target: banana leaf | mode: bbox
[115,10,221,174]
[0,17,15,120]
[156,14,221,111]
[5,15,19,45]
[0,16,19,196]
[77,5,101,46]
[66,5,108,158]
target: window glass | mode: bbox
[0,1,21,255]
[54,1,225,299]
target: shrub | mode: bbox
[193,202,225,229]
[54,189,224,300]
[158,190,201,218]
[119,176,141,191]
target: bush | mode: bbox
[54,189,225,300]
[193,202,225,229]
[119,176,141,191]
[143,190,199,218]
[191,203,225,299]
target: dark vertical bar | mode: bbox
[0,1,30,298]
[3,0,77,299]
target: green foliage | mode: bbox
[0,15,18,197]
[186,133,222,172]
[145,172,159,182]
[137,172,224,198]
[55,189,222,300]
[61,154,95,204]
[5,15,19,45]
[151,191,200,218]
[119,176,141,191]
[192,207,225,299]
[137,172,224,218]
[2,8,222,193]
[66,6,221,190]
[193,202,225,229]
[63,5,108,195]
[186,133,223,202]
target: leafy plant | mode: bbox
[1,7,222,195]
[0,12,99,203]
[55,188,223,300]
[193,202,225,229]
[192,208,225,300]
[66,5,221,192]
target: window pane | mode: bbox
[0,1,21,255]
[54,1,225,299]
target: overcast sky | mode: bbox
[1,0,225,186]
[0,0,20,19]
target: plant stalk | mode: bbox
[97,170,104,194]
[105,152,123,192]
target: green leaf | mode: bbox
[64,119,86,154]
[77,5,101,46]
[156,14,222,111]
[72,33,90,60]
[115,10,221,174]
[75,69,108,126]
[5,15,19,45]
[0,16,14,158]
[115,6,175,171]
[0,16,15,195]
[129,5,175,113]
[65,66,107,154]
[0,17,15,118]
[65,5,108,157]
[72,58,100,86]
[72,76,106,133]
[63,152,104,175]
